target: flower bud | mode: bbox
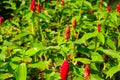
[37,2,41,13]
[84,64,90,80]
[97,24,101,32]
[116,4,120,15]
[64,26,70,42]
[107,6,111,12]
[60,60,69,80]
[30,0,36,11]
[72,18,76,28]
[89,9,93,14]
[0,17,3,25]
[61,0,65,7]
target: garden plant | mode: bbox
[0,0,120,80]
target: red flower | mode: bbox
[37,2,41,13]
[0,17,3,25]
[41,7,45,11]
[107,6,111,12]
[60,60,69,80]
[89,9,93,14]
[64,26,70,42]
[116,4,120,14]
[97,24,101,32]
[61,0,65,7]
[30,0,36,11]
[72,18,76,28]
[84,64,90,80]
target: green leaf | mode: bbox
[106,37,116,50]
[91,52,103,62]
[74,58,91,64]
[97,32,105,45]
[98,49,120,59]
[0,73,13,80]
[25,47,41,56]
[28,61,49,70]
[15,63,27,80]
[75,32,96,44]
[106,65,120,78]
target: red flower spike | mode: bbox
[72,18,76,28]
[41,7,45,11]
[97,24,101,32]
[0,17,3,25]
[89,9,93,14]
[30,0,36,11]
[64,26,70,42]
[37,2,41,13]
[107,6,111,12]
[84,64,90,80]
[60,60,69,80]
[116,4,120,15]
[61,0,65,7]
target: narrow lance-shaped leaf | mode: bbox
[15,63,27,80]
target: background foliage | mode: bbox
[0,0,120,80]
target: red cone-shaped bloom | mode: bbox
[89,9,93,14]
[107,6,111,12]
[60,60,69,80]
[116,4,120,13]
[64,26,70,42]
[84,64,90,80]
[37,2,41,13]
[30,0,36,11]
[72,18,76,28]
[97,24,101,32]
[61,0,65,7]
[0,17,3,25]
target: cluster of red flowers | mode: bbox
[84,64,90,80]
[60,60,91,80]
[64,26,70,42]
[30,0,44,12]
[0,17,3,25]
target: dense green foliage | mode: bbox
[0,0,120,80]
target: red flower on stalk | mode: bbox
[61,0,65,7]
[72,18,76,28]
[41,7,45,11]
[30,0,36,11]
[60,60,69,80]
[64,26,70,42]
[84,64,90,80]
[116,4,120,14]
[107,6,111,12]
[37,2,41,13]
[0,17,3,25]
[89,9,93,14]
[97,24,101,32]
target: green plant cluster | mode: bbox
[0,0,120,80]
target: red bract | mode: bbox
[60,60,69,80]
[64,26,70,42]
[0,17,3,25]
[84,64,90,80]
[97,24,101,32]
[37,2,41,13]
[107,6,111,12]
[30,0,35,11]
[116,4,120,14]
[41,7,45,11]
[89,9,93,14]
[72,18,76,28]
[61,0,65,7]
